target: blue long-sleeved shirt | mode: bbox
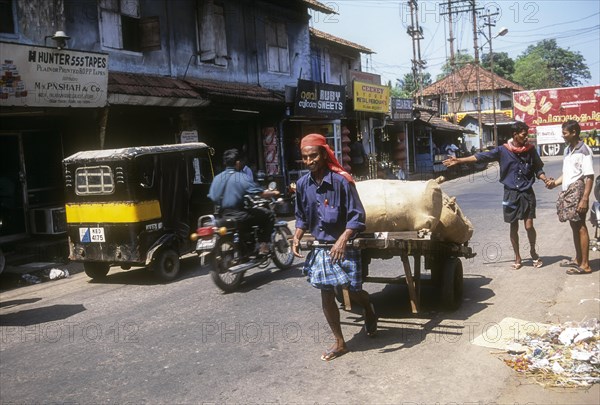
[475,145,545,191]
[208,167,263,210]
[295,170,366,242]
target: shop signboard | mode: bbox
[391,97,413,121]
[535,124,563,145]
[294,79,345,118]
[513,85,600,135]
[353,81,390,113]
[0,41,108,108]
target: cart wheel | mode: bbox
[430,256,444,288]
[441,257,463,310]
[84,262,110,280]
[152,248,180,282]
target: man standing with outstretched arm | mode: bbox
[291,134,377,362]
[443,121,549,270]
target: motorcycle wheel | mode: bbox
[271,226,294,270]
[210,236,243,292]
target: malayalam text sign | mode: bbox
[353,81,390,113]
[294,79,345,118]
[513,85,600,132]
[0,42,108,108]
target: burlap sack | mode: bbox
[355,179,443,233]
[435,192,474,243]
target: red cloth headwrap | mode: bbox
[300,133,354,184]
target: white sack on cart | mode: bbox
[355,179,443,233]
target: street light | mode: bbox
[481,25,508,147]
[44,30,70,49]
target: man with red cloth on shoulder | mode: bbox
[291,134,377,362]
[444,121,550,270]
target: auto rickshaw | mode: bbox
[63,143,215,281]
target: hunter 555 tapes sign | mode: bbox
[0,42,108,108]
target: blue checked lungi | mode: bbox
[303,247,363,291]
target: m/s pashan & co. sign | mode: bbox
[0,42,108,108]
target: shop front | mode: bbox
[347,80,391,180]
[282,79,346,186]
[0,42,109,246]
[410,110,476,177]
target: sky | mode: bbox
[310,0,600,88]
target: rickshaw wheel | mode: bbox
[441,257,463,310]
[151,249,180,282]
[210,237,243,293]
[84,262,110,279]
[271,226,294,270]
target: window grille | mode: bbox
[75,166,115,195]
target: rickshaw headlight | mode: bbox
[217,227,228,236]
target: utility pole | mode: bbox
[446,0,457,122]
[407,0,426,104]
[479,11,504,147]
[470,1,484,149]
[441,1,482,141]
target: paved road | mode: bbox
[1,157,598,404]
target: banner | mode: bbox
[294,79,345,118]
[0,41,108,108]
[513,85,600,132]
[262,126,279,176]
[353,81,389,113]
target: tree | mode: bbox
[395,72,432,98]
[513,53,557,89]
[512,39,590,89]
[481,52,514,80]
[437,52,474,81]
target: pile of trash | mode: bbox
[504,319,600,387]
[19,268,70,285]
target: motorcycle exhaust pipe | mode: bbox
[227,258,264,274]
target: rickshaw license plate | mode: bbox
[197,238,215,250]
[79,227,105,243]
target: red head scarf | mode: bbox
[300,133,354,184]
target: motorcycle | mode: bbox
[191,183,294,292]
[590,177,600,251]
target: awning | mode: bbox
[185,78,285,104]
[417,111,475,134]
[108,72,209,107]
[459,112,515,127]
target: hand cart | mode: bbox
[301,230,476,313]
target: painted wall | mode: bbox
[61,0,311,91]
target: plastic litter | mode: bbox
[21,274,41,284]
[503,318,600,387]
[49,268,70,280]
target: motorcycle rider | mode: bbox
[208,148,279,255]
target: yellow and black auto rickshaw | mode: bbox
[63,143,214,281]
